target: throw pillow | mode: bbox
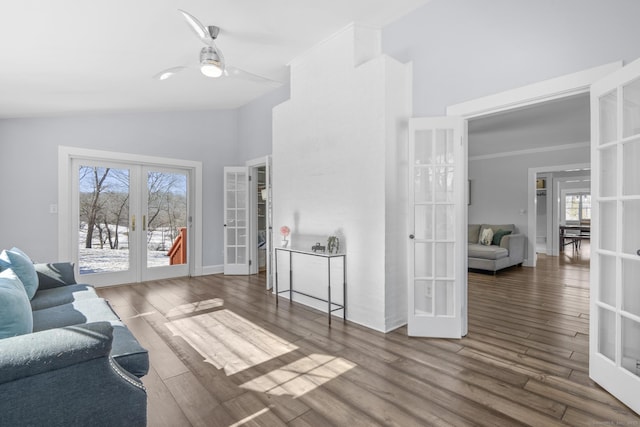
[492,229,513,246]
[0,247,39,300]
[35,262,77,289]
[479,228,494,246]
[0,268,33,338]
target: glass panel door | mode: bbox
[75,161,137,285]
[590,58,640,415]
[142,167,189,281]
[73,160,192,285]
[408,116,466,338]
[224,167,249,275]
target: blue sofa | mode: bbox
[0,253,148,427]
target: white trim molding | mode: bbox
[201,265,224,276]
[469,141,589,162]
[447,61,622,119]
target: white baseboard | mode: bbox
[201,264,223,276]
[384,320,407,333]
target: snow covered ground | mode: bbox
[78,224,178,274]
[78,248,169,274]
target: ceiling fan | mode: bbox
[154,9,282,87]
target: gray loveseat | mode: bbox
[468,224,525,274]
[0,254,148,427]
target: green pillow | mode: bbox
[0,268,33,338]
[492,229,512,246]
[0,248,39,300]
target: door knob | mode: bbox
[409,234,415,239]
[637,249,640,256]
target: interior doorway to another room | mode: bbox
[449,61,618,272]
[466,92,591,270]
[534,168,591,259]
[247,157,273,290]
[254,166,267,273]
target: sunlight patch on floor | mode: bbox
[227,407,271,427]
[240,353,356,398]
[165,298,224,317]
[165,309,298,375]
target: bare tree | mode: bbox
[83,167,110,248]
[78,168,186,254]
[79,167,130,249]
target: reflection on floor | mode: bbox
[560,240,590,265]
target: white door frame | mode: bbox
[246,155,273,289]
[526,163,591,262]
[58,146,203,284]
[447,61,622,267]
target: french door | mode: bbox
[408,117,467,338]
[590,57,640,414]
[72,160,190,286]
[224,167,250,275]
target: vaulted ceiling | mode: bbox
[0,0,427,118]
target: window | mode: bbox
[565,193,591,223]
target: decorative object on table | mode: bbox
[280,225,290,248]
[311,242,325,253]
[327,235,340,254]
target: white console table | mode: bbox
[274,247,346,325]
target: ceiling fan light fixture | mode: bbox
[178,9,209,41]
[201,63,223,78]
[200,46,224,78]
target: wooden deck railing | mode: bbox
[168,227,187,265]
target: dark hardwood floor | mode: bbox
[97,244,640,426]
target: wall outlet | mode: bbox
[49,204,58,214]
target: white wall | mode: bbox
[272,25,410,332]
[0,109,238,266]
[238,85,290,161]
[382,0,640,116]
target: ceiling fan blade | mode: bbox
[153,66,188,81]
[178,9,214,46]
[225,65,283,88]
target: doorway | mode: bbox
[531,167,591,258]
[251,165,267,274]
[245,156,273,289]
[59,146,203,286]
[466,93,590,268]
[450,62,619,266]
